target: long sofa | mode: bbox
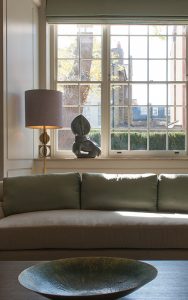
[1,172,188,260]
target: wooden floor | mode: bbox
[0,260,188,299]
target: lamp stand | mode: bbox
[39,127,51,174]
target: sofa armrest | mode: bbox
[0,202,4,219]
[0,181,4,219]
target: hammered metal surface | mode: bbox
[18,257,157,299]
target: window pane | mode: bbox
[149,36,166,58]
[111,131,128,150]
[79,25,102,35]
[130,132,147,150]
[130,37,147,58]
[168,84,186,106]
[131,84,147,105]
[58,59,79,81]
[80,84,101,105]
[111,36,128,58]
[168,36,186,59]
[168,25,186,35]
[58,130,74,150]
[80,59,101,81]
[80,36,101,59]
[111,25,129,35]
[58,25,79,35]
[168,60,186,81]
[149,25,167,35]
[89,130,101,147]
[168,132,185,150]
[168,106,185,130]
[132,60,147,81]
[149,106,167,129]
[82,106,101,128]
[58,36,78,59]
[111,59,129,81]
[111,107,129,129]
[131,106,147,129]
[57,84,79,105]
[149,84,167,105]
[130,25,147,35]
[111,84,129,106]
[149,132,166,150]
[149,60,166,81]
[62,107,79,127]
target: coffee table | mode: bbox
[0,260,188,299]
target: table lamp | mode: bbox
[25,89,63,173]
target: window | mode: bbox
[54,24,187,156]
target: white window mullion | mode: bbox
[101,25,110,157]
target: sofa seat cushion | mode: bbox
[1,210,188,250]
[81,173,157,211]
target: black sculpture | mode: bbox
[71,115,101,158]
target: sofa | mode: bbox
[1,172,188,260]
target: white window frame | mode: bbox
[51,23,188,159]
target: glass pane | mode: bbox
[130,37,147,58]
[111,36,128,58]
[57,25,79,35]
[168,36,186,59]
[149,36,166,58]
[169,60,186,81]
[149,106,167,129]
[111,107,129,129]
[111,84,129,106]
[131,106,147,128]
[80,84,101,105]
[80,59,101,81]
[111,131,128,150]
[62,107,79,127]
[149,25,167,35]
[176,60,186,81]
[111,59,129,81]
[130,132,147,150]
[130,84,147,105]
[58,59,79,81]
[79,25,102,35]
[168,25,186,35]
[80,36,101,59]
[167,106,185,130]
[130,25,147,35]
[149,84,167,105]
[58,36,78,58]
[131,60,147,81]
[82,106,101,128]
[168,84,186,106]
[149,60,166,81]
[89,130,101,147]
[111,25,129,35]
[149,132,166,150]
[168,132,185,150]
[57,84,79,105]
[58,130,75,150]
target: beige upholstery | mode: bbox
[1,210,188,251]
[0,182,4,219]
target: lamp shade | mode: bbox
[25,89,63,129]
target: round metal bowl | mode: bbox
[18,257,157,299]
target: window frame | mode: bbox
[51,23,188,159]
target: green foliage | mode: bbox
[89,131,185,151]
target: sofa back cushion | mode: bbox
[81,173,157,211]
[158,174,188,213]
[3,173,81,216]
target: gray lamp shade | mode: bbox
[25,89,63,129]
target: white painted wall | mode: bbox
[3,0,39,177]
